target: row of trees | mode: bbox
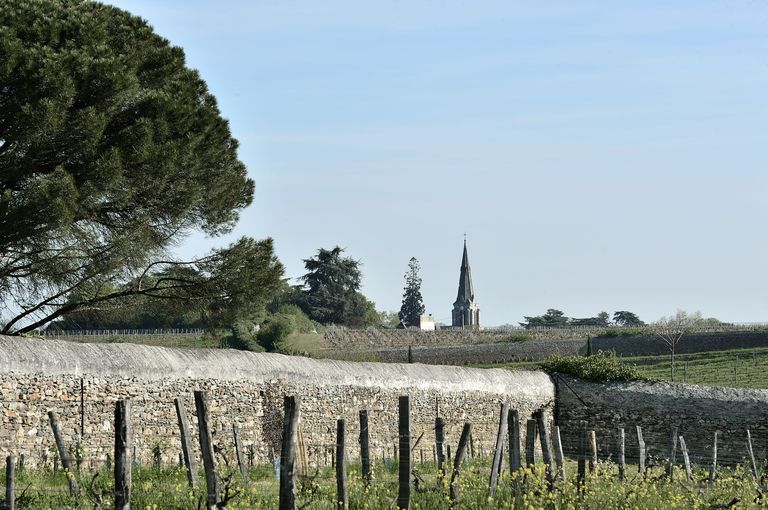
[519,309,645,329]
[52,246,381,331]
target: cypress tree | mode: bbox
[398,258,426,328]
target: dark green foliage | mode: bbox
[254,305,319,352]
[229,319,262,351]
[274,304,318,334]
[256,314,294,352]
[571,312,610,327]
[50,293,205,330]
[44,237,284,333]
[613,311,646,327]
[398,257,425,328]
[540,351,644,382]
[1,1,274,334]
[341,292,378,327]
[520,309,569,329]
[297,247,377,327]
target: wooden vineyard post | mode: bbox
[577,422,587,487]
[336,419,348,510]
[296,426,308,478]
[449,423,472,508]
[48,411,80,496]
[233,424,246,479]
[6,455,15,510]
[114,399,131,510]
[636,426,646,474]
[709,431,718,482]
[535,409,555,486]
[525,419,537,468]
[174,397,199,488]
[359,410,372,483]
[553,426,565,482]
[397,395,411,510]
[617,428,625,481]
[78,378,85,472]
[679,435,692,483]
[488,403,508,498]
[666,426,678,479]
[435,416,446,476]
[279,395,300,510]
[588,430,598,473]
[194,391,220,510]
[508,409,521,475]
[747,429,758,480]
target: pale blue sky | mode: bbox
[108,0,768,325]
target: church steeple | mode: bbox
[452,239,480,329]
[456,240,474,303]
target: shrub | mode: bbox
[275,304,321,333]
[256,314,295,352]
[539,351,644,382]
[229,319,261,350]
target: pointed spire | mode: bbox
[455,239,474,303]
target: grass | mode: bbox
[615,347,768,389]
[478,346,768,389]
[3,458,765,509]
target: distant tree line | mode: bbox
[519,309,646,329]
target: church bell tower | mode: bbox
[452,240,480,329]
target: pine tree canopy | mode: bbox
[398,257,425,328]
[298,247,375,326]
[0,1,282,333]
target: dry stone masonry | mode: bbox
[0,336,554,469]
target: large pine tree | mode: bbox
[398,257,425,328]
[0,1,284,334]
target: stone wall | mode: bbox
[6,334,768,474]
[555,375,768,467]
[0,336,554,469]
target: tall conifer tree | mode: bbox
[398,258,425,328]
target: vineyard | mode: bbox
[486,346,768,390]
[2,391,768,509]
[2,458,764,509]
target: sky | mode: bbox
[107,0,768,326]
